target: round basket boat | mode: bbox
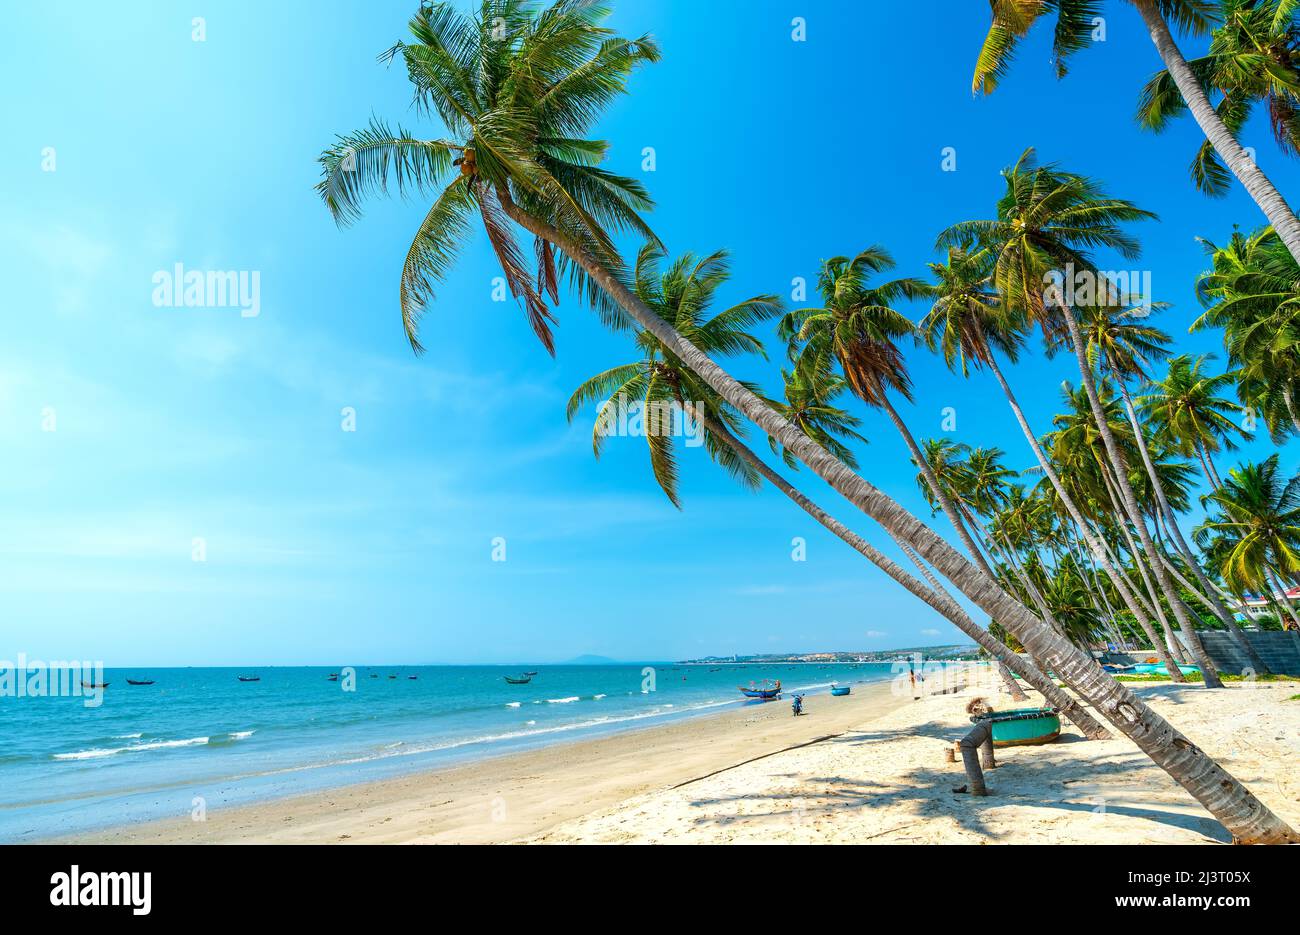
[974,707,1061,747]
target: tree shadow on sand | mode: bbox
[681,725,1231,843]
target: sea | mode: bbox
[0,660,953,841]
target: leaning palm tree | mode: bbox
[321,0,1296,842]
[1140,354,1251,489]
[939,151,1224,687]
[780,249,1004,580]
[926,205,1187,679]
[1196,455,1300,628]
[1136,0,1300,196]
[1078,308,1268,672]
[1193,227,1300,440]
[970,0,1300,263]
[567,245,1105,732]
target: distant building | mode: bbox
[1232,586,1300,622]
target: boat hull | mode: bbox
[984,708,1061,747]
[830,687,851,696]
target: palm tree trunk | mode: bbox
[1118,380,1272,673]
[696,411,1108,738]
[1131,0,1300,264]
[1059,309,1225,687]
[1095,462,1190,665]
[877,394,999,580]
[499,191,1297,842]
[1157,550,1269,673]
[982,349,1187,679]
[996,660,1029,700]
[1267,568,1300,629]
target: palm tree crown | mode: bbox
[566,245,780,507]
[317,0,661,353]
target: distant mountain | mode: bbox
[564,654,621,665]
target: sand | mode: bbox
[59,675,1299,844]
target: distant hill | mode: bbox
[564,654,622,665]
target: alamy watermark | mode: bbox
[0,654,107,708]
[596,394,704,447]
[152,263,260,318]
[1043,263,1152,316]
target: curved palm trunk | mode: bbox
[983,350,1186,680]
[1096,462,1191,665]
[697,412,1108,738]
[1060,310,1225,687]
[877,395,999,581]
[500,192,1297,842]
[1131,0,1300,264]
[894,533,1045,702]
[1118,382,1270,673]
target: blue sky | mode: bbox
[2,1,1295,665]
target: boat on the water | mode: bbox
[523,671,538,676]
[830,684,851,696]
[125,679,154,686]
[81,681,109,689]
[738,679,781,700]
[973,707,1061,747]
[236,676,260,683]
[503,674,532,684]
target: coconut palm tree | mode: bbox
[939,151,1224,686]
[1076,306,1268,671]
[1194,226,1300,440]
[1140,355,1251,488]
[321,0,1296,842]
[928,174,1188,679]
[1137,0,1300,196]
[568,245,1105,733]
[1196,454,1300,628]
[780,249,1005,578]
[970,0,1300,263]
[565,246,773,508]
[769,369,866,471]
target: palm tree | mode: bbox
[1077,307,1269,672]
[568,245,1106,734]
[769,369,866,471]
[940,151,1224,687]
[970,0,1300,263]
[1194,227,1300,440]
[565,246,773,508]
[1140,355,1251,488]
[1196,455,1300,628]
[1137,0,1300,196]
[928,184,1187,680]
[780,249,1005,579]
[322,0,1295,842]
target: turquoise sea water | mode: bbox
[0,661,943,841]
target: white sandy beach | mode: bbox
[60,674,1299,845]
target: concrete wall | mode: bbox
[1179,630,1300,677]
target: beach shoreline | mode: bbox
[53,679,919,844]
[49,678,1300,845]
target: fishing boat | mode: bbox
[326,675,338,681]
[236,676,260,683]
[408,675,418,680]
[830,684,851,696]
[81,681,109,689]
[738,679,781,700]
[125,679,154,686]
[523,671,538,676]
[503,674,533,684]
[972,707,1061,747]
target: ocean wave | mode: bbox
[592,693,606,700]
[547,696,580,704]
[52,731,254,761]
[505,702,521,708]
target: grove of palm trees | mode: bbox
[318,0,1300,843]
